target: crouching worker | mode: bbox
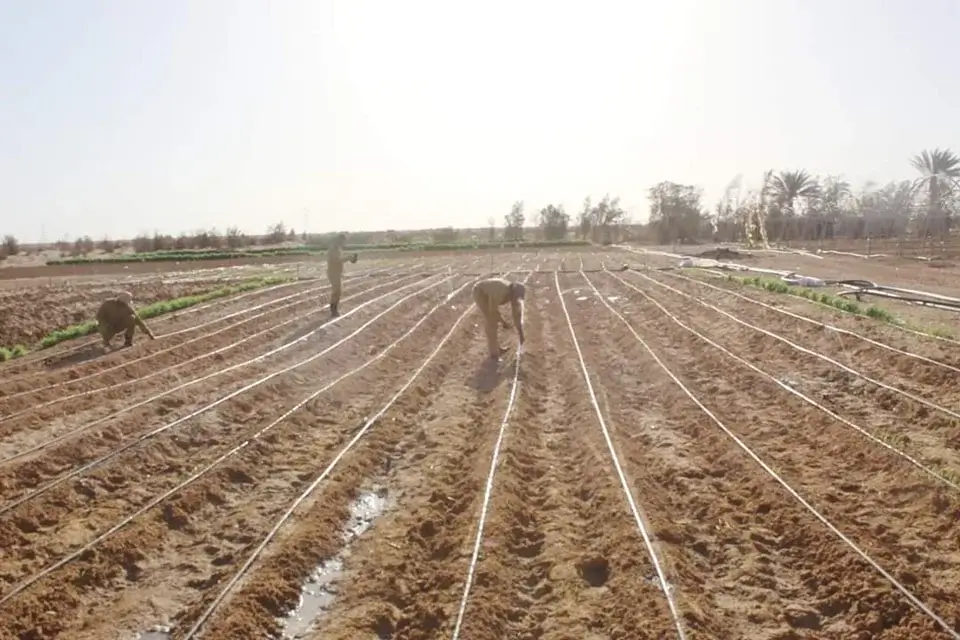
[472,278,525,360]
[96,291,156,348]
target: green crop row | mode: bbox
[45,239,591,265]
[722,273,955,339]
[0,275,294,362]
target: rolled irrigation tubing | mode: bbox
[0,273,424,465]
[0,282,331,408]
[179,268,526,640]
[0,274,453,509]
[0,272,425,424]
[629,270,960,423]
[605,270,960,493]
[0,275,481,608]
[581,271,960,640]
[660,270,960,376]
[450,270,536,640]
[554,270,687,640]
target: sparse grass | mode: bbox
[717,273,956,339]
[0,275,294,360]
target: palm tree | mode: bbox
[816,176,851,239]
[911,148,960,238]
[768,170,820,243]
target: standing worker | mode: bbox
[326,232,358,317]
[95,291,156,349]
[472,277,526,360]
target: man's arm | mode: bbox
[132,311,156,339]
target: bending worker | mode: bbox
[96,291,156,348]
[326,232,358,317]
[472,277,526,360]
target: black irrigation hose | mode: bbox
[838,288,960,311]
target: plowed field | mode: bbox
[1,251,959,640]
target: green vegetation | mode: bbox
[719,273,955,339]
[45,239,590,265]
[0,275,293,361]
[47,248,315,265]
[0,344,28,362]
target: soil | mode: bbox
[0,277,263,349]
[0,251,958,640]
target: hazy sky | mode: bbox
[1,0,957,242]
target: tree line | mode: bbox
[5,146,956,259]
[648,148,960,246]
[502,195,631,244]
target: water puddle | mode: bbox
[136,625,172,640]
[280,487,392,639]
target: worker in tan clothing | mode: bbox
[472,278,526,359]
[95,291,156,348]
[326,232,358,317]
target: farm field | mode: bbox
[639,242,960,300]
[0,249,959,640]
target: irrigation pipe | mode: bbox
[0,263,410,381]
[0,273,425,464]
[690,268,960,348]
[0,279,308,378]
[0,287,327,422]
[582,272,960,640]
[616,243,960,312]
[0,274,455,514]
[0,271,421,417]
[836,285,960,313]
[451,269,536,640]
[630,271,960,423]
[0,282,333,409]
[661,271,960,376]
[555,270,686,640]
[0,276,480,608]
[606,271,960,493]
[154,263,421,339]
[180,268,516,639]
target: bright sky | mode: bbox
[1,0,957,242]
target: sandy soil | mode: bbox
[0,251,958,640]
